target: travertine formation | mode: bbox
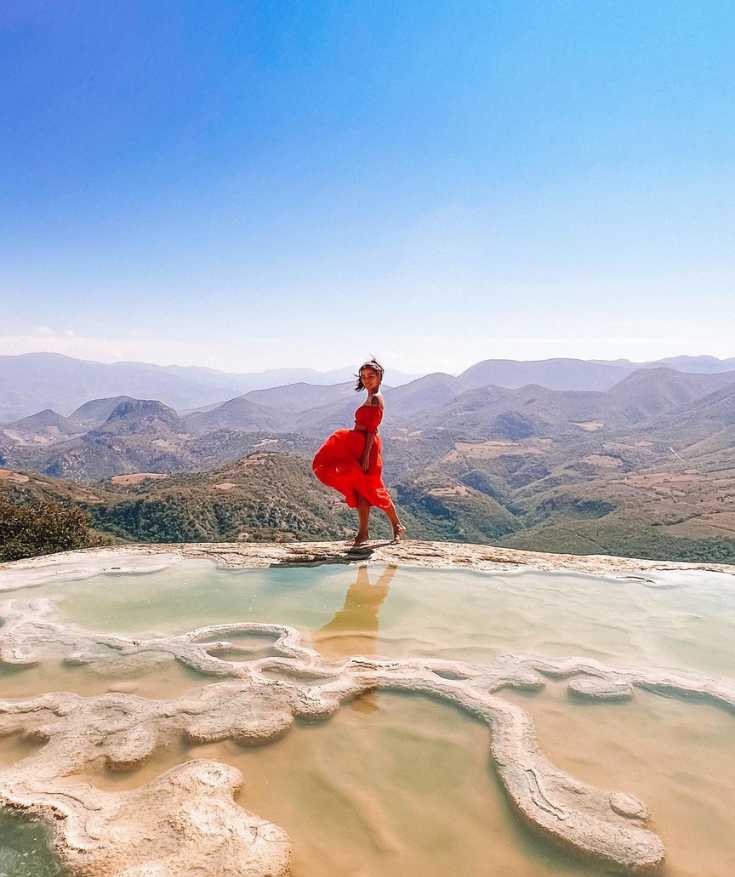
[2,538,732,592]
[0,541,734,876]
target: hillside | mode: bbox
[384,373,735,562]
[2,358,734,564]
[653,355,735,374]
[3,391,317,481]
[628,383,735,454]
[4,420,734,563]
[0,466,115,506]
[69,396,138,429]
[94,399,183,435]
[412,384,612,440]
[0,409,82,445]
[4,365,734,490]
[606,368,735,424]
[496,455,735,563]
[0,455,408,545]
[239,381,357,413]
[183,397,287,434]
[86,453,363,543]
[456,357,634,392]
[383,373,461,417]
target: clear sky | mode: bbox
[1,1,733,375]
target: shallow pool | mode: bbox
[1,558,734,876]
[37,558,735,677]
[0,811,65,877]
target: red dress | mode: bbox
[312,402,392,509]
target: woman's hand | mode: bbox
[360,453,370,472]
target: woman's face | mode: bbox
[360,367,381,391]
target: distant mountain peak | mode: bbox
[7,408,74,430]
[70,395,138,426]
[106,398,174,417]
[97,399,181,435]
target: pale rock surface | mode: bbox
[0,540,733,875]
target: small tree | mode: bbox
[0,497,91,562]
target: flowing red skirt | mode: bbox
[312,428,392,509]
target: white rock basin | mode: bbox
[0,540,733,877]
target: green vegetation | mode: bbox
[0,496,92,562]
[2,434,734,565]
[396,475,520,543]
[85,453,396,544]
[499,513,735,563]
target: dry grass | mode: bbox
[0,469,29,484]
[582,454,623,469]
[428,484,473,497]
[111,473,170,486]
[663,513,735,537]
[449,440,544,461]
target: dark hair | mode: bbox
[354,357,384,391]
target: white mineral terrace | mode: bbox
[0,540,733,876]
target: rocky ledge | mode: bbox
[0,540,733,876]
[1,538,732,592]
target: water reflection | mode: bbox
[313,564,396,713]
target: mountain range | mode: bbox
[2,353,735,563]
[3,351,735,423]
[0,353,419,422]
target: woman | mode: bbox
[312,358,406,549]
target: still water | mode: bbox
[25,558,734,678]
[1,558,734,875]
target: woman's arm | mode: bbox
[360,431,375,472]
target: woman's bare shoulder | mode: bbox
[369,393,384,407]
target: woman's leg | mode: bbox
[381,499,406,541]
[353,492,371,545]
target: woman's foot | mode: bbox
[350,531,370,549]
[391,522,406,543]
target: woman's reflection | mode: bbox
[314,564,397,713]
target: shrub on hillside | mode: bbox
[0,497,92,562]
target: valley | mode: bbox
[2,355,734,563]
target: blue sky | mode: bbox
[1,1,733,375]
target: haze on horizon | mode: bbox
[1,2,733,376]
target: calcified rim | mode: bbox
[0,541,733,876]
[2,539,733,592]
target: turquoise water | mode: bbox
[0,811,65,877]
[36,558,735,678]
